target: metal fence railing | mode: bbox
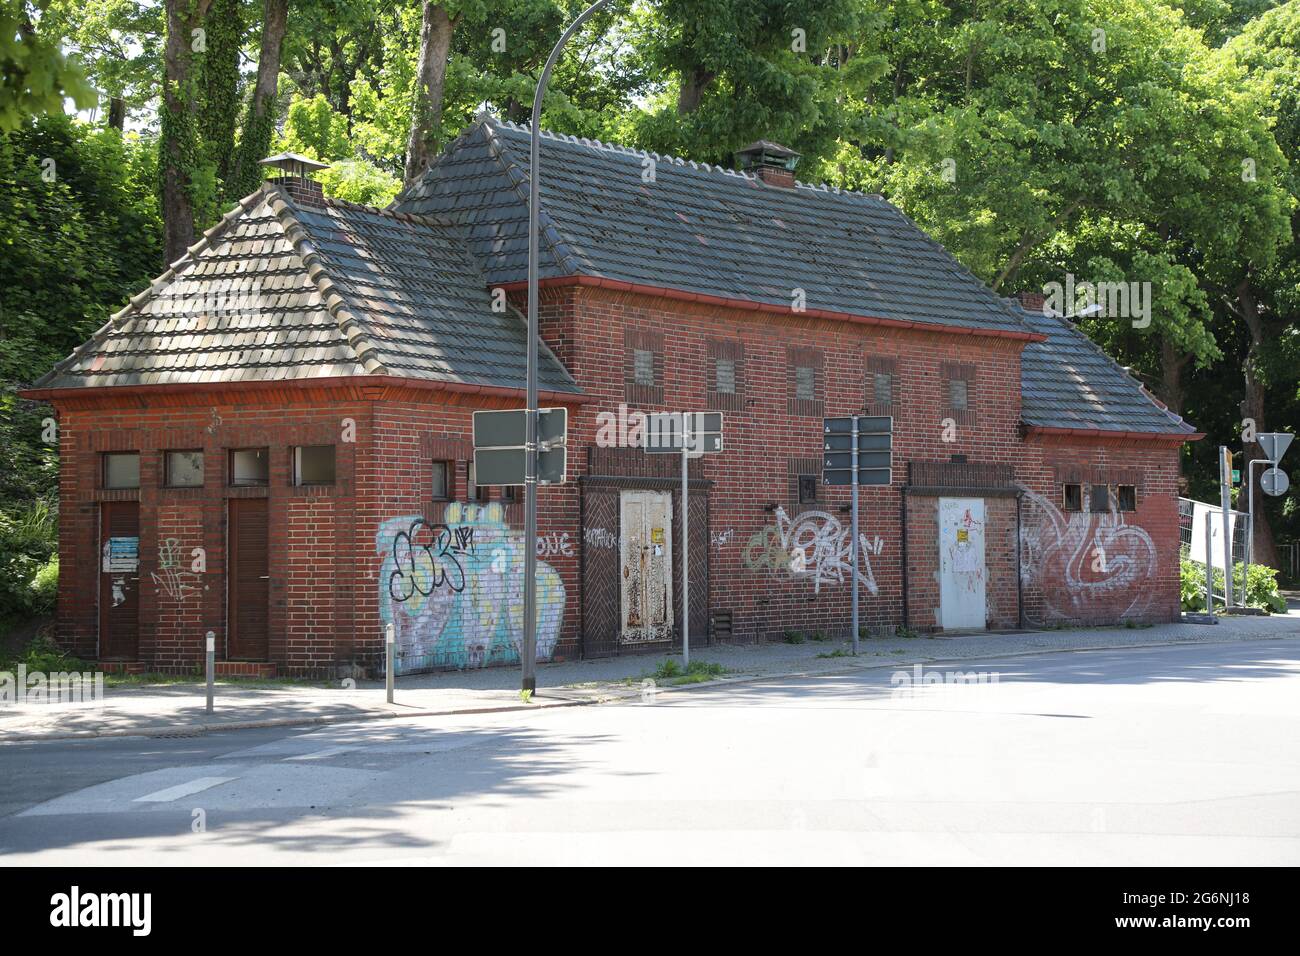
[1179,497,1248,566]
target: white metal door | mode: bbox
[620,490,672,643]
[938,497,987,630]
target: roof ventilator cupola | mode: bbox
[260,152,330,206]
[735,140,801,188]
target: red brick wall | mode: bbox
[46,287,1186,674]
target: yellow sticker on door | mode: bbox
[651,527,664,544]
[956,529,969,543]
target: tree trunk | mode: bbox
[1157,338,1190,417]
[198,0,243,186]
[107,97,126,131]
[404,4,455,185]
[1236,279,1281,571]
[228,0,290,201]
[677,66,715,114]
[161,0,213,266]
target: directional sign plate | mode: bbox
[472,407,567,449]
[1258,432,1294,465]
[822,416,893,486]
[1261,466,1290,497]
[473,446,566,486]
[644,412,723,454]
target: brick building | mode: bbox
[25,116,1200,677]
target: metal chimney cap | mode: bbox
[259,152,331,175]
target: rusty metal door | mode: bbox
[620,490,672,643]
[99,501,140,659]
[228,498,270,660]
[939,497,987,630]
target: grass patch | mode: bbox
[783,630,805,644]
[816,648,852,659]
[647,658,728,686]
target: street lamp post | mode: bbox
[523,0,614,694]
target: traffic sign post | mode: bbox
[823,416,893,653]
[646,413,724,667]
[1246,432,1294,594]
[472,407,568,693]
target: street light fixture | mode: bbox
[522,0,615,694]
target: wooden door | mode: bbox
[228,498,269,660]
[99,501,140,659]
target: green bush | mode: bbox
[30,554,58,612]
[1180,557,1287,613]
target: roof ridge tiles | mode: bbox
[265,192,388,375]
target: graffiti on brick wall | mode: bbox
[536,531,574,558]
[742,507,883,594]
[584,526,618,550]
[377,503,565,672]
[1017,489,1156,621]
[151,538,200,602]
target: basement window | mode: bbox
[103,452,140,490]
[872,371,894,407]
[633,348,656,387]
[798,475,818,504]
[794,365,817,402]
[164,450,204,488]
[715,357,737,394]
[294,446,336,486]
[229,448,270,487]
[431,460,450,501]
[1062,483,1083,512]
[1089,484,1110,513]
[1117,485,1137,512]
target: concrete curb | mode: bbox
[3,631,1295,743]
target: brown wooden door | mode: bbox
[99,501,140,659]
[228,498,269,660]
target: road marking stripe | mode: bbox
[133,776,236,803]
[285,746,353,762]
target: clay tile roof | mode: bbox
[31,184,579,395]
[392,114,1034,337]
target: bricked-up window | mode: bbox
[865,356,898,415]
[624,328,664,405]
[787,346,824,417]
[707,339,745,411]
[431,460,450,500]
[230,448,270,486]
[164,450,204,488]
[940,362,976,425]
[1062,483,1083,512]
[1117,484,1137,512]
[103,452,140,489]
[294,446,336,486]
[1089,484,1110,513]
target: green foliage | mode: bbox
[0,633,86,673]
[1180,556,1287,612]
[196,0,244,183]
[0,0,96,131]
[783,629,805,644]
[650,658,726,684]
[275,92,351,161]
[315,158,401,206]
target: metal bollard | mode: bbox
[1204,521,1215,618]
[385,623,395,704]
[205,631,215,714]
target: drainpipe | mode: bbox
[1015,490,1026,628]
[900,486,909,631]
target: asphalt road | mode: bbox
[1,640,1297,865]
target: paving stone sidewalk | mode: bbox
[3,610,1298,743]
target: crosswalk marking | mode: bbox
[133,776,236,803]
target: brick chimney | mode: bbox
[1015,290,1047,313]
[259,152,330,206]
[736,140,801,189]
